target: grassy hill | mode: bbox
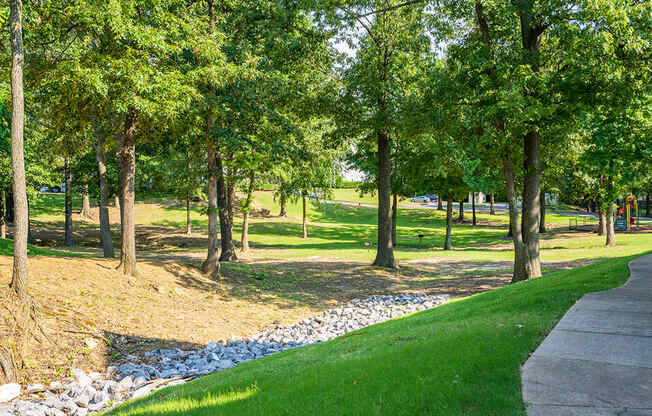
[104,253,647,416]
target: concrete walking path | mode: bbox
[521,254,652,415]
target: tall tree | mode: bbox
[94,136,114,257]
[9,0,29,299]
[325,1,429,268]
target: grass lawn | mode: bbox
[104,252,648,416]
[0,237,89,258]
[26,191,648,265]
[8,192,652,389]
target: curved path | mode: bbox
[521,254,652,415]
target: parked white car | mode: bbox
[411,196,430,203]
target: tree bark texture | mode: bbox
[372,130,396,268]
[437,196,443,211]
[279,196,287,217]
[391,193,398,246]
[490,193,495,215]
[444,192,453,250]
[216,153,236,261]
[598,209,606,236]
[202,141,219,275]
[504,155,529,282]
[64,156,73,247]
[94,138,114,258]
[606,202,616,247]
[9,0,28,299]
[302,194,308,239]
[81,184,91,219]
[457,200,464,222]
[519,130,543,280]
[241,170,255,252]
[512,3,545,281]
[117,108,138,276]
[472,192,477,226]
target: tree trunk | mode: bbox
[437,196,443,211]
[372,130,396,268]
[186,193,192,235]
[64,156,73,247]
[490,193,495,215]
[598,207,606,236]
[539,191,546,233]
[117,108,138,277]
[94,137,114,258]
[81,184,91,219]
[0,190,5,239]
[519,130,543,280]
[302,194,308,239]
[279,196,287,217]
[216,153,236,261]
[202,141,219,275]
[503,154,528,282]
[606,202,616,247]
[241,170,255,252]
[114,194,119,208]
[9,0,28,299]
[391,193,398,247]
[502,3,544,282]
[444,192,453,250]
[646,194,650,217]
[457,200,464,222]
[472,192,477,226]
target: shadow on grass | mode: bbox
[103,252,652,416]
[137,253,606,312]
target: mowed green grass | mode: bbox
[104,252,647,416]
[0,237,89,258]
[29,191,648,265]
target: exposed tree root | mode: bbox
[0,288,51,384]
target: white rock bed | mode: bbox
[0,293,449,416]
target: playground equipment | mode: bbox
[615,195,638,231]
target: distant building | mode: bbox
[468,192,486,204]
